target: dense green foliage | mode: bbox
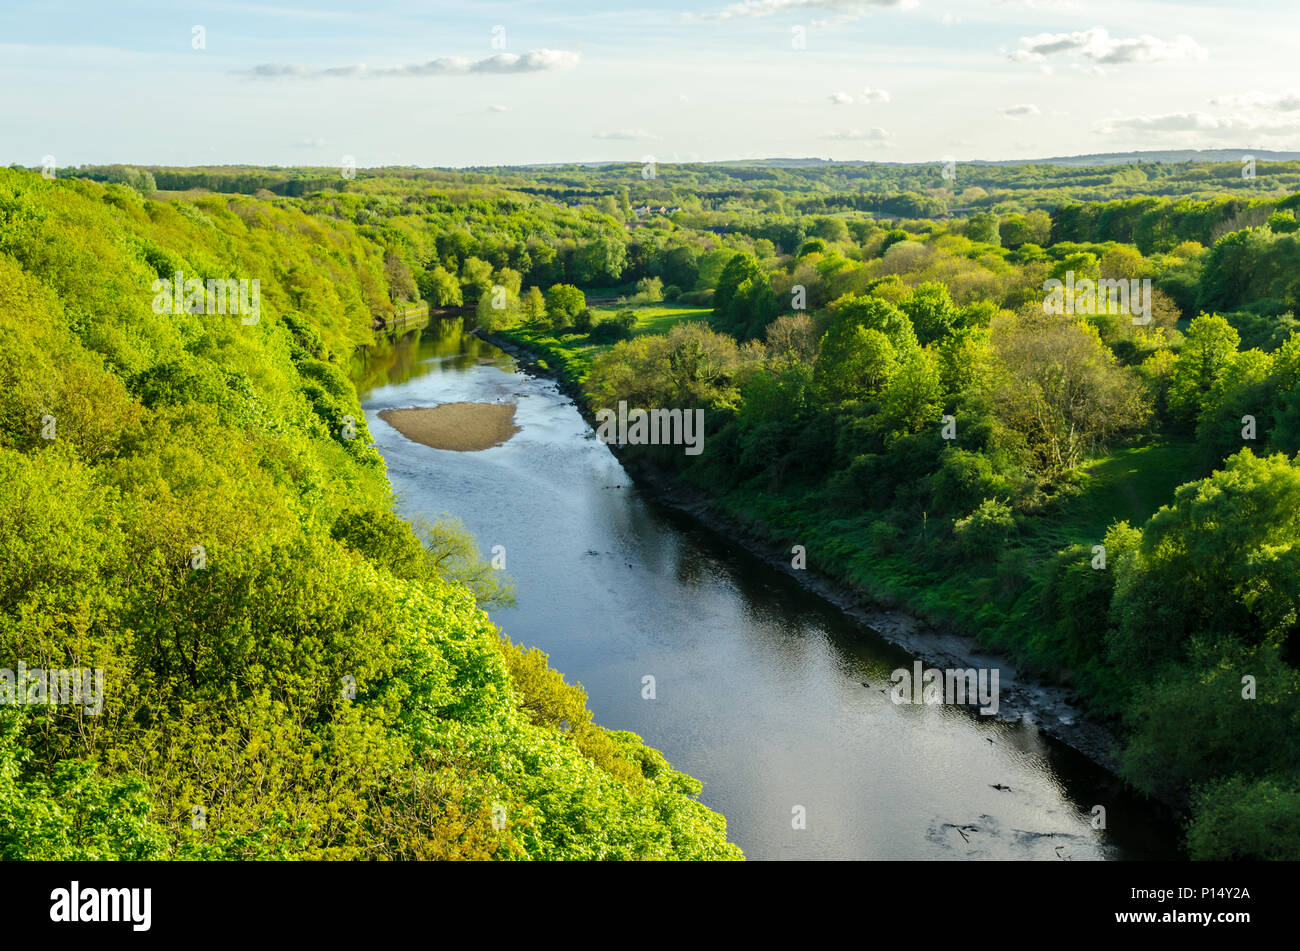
[0,170,740,860]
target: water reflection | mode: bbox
[352,319,513,397]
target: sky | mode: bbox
[2,0,1298,168]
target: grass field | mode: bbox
[626,304,711,336]
[1043,442,1203,547]
[499,302,712,387]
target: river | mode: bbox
[353,319,1181,861]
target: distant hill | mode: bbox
[705,150,1300,169]
[971,149,1300,167]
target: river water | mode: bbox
[354,319,1181,861]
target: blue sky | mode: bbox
[2,0,1297,167]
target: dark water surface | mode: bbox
[355,320,1181,861]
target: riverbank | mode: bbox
[478,327,1165,791]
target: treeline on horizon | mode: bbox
[56,154,1300,211]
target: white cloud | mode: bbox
[472,50,580,73]
[1209,90,1300,112]
[1009,28,1206,67]
[823,127,891,141]
[1094,112,1300,136]
[245,49,579,79]
[830,88,889,105]
[593,129,659,140]
[488,104,510,112]
[999,103,1040,117]
[1102,112,1225,132]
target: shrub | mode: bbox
[632,276,664,303]
[1186,775,1300,860]
[952,498,1016,555]
[589,310,636,344]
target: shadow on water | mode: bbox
[354,320,1185,861]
